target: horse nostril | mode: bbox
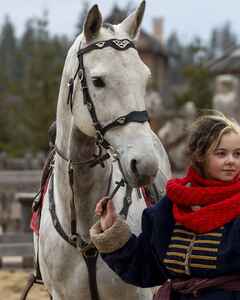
[131,159,138,175]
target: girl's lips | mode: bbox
[222,170,236,175]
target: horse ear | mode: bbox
[84,4,102,42]
[119,0,145,40]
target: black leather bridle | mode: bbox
[51,39,150,300]
[67,38,149,149]
[53,37,150,244]
[53,37,151,244]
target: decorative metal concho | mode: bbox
[95,41,106,48]
[117,117,126,124]
[113,39,131,49]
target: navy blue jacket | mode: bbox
[101,196,240,299]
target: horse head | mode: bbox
[56,1,162,187]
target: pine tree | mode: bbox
[220,22,237,53]
[0,16,18,84]
[16,13,69,153]
[0,16,19,153]
[20,14,57,152]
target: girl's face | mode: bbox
[203,131,240,181]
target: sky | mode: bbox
[1,0,240,43]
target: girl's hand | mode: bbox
[95,197,117,231]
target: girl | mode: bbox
[90,113,240,299]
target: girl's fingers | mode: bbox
[107,199,115,212]
[95,197,111,216]
[95,198,117,231]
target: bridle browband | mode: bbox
[67,38,149,149]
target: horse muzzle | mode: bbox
[123,154,159,187]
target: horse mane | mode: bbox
[102,23,115,33]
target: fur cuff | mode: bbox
[90,217,131,253]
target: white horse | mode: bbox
[35,2,171,300]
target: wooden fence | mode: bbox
[0,192,35,268]
[0,232,33,268]
[0,233,33,268]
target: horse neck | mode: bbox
[54,124,111,241]
[53,38,112,239]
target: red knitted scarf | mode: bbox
[166,167,240,233]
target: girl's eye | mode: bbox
[92,77,105,88]
[234,151,240,158]
[215,151,225,157]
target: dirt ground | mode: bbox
[0,270,49,300]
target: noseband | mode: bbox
[67,38,149,149]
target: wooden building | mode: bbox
[207,46,240,76]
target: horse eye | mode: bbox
[92,77,105,88]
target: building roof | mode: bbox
[137,30,168,58]
[207,46,240,75]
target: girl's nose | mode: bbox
[226,154,235,164]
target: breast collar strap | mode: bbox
[67,38,149,149]
[54,144,110,169]
[49,172,97,253]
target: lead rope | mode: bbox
[100,147,127,212]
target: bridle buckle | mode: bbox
[96,130,104,144]
[78,69,84,81]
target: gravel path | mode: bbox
[0,270,49,299]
